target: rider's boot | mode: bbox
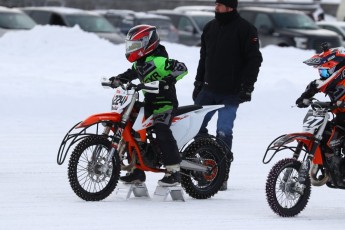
[158,164,181,186]
[120,168,146,184]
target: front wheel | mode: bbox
[181,138,230,199]
[68,136,121,201]
[266,158,311,217]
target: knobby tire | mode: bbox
[68,136,120,201]
[181,138,230,199]
[266,158,311,217]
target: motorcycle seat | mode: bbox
[174,105,202,116]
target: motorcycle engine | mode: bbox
[140,140,162,169]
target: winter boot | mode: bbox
[120,168,146,184]
[219,180,228,191]
[158,164,181,186]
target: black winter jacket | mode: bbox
[196,11,263,94]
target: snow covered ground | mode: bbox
[1,25,345,229]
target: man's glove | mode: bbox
[193,80,204,101]
[239,85,254,103]
[296,97,311,108]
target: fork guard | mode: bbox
[262,132,323,165]
[57,112,121,165]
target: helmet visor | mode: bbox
[318,67,331,79]
[125,40,144,54]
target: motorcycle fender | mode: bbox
[171,105,224,149]
[76,112,121,128]
[283,133,323,165]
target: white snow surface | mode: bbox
[1,25,344,229]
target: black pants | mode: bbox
[151,110,181,166]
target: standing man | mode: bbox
[193,0,262,190]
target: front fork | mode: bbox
[282,141,318,195]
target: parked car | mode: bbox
[0,6,36,38]
[173,5,214,13]
[337,0,345,21]
[149,10,214,46]
[317,21,345,46]
[238,7,342,52]
[94,10,179,43]
[21,7,124,44]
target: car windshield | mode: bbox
[341,25,345,32]
[272,13,318,30]
[0,12,36,29]
[64,14,117,33]
[190,15,213,30]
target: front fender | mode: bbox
[263,132,323,165]
[77,112,121,128]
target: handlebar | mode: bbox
[101,81,159,92]
[310,100,339,111]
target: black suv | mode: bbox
[239,7,342,52]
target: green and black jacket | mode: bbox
[118,45,188,114]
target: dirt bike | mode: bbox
[57,80,230,201]
[263,99,345,217]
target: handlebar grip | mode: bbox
[101,81,114,88]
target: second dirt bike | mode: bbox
[263,99,345,217]
[57,80,230,201]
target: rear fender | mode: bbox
[263,132,323,164]
[77,112,121,128]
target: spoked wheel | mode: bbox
[181,138,230,199]
[68,136,120,201]
[266,158,311,217]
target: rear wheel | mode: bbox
[266,158,311,217]
[68,136,120,201]
[181,138,230,199]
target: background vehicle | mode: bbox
[0,6,36,37]
[149,10,214,46]
[21,6,124,44]
[239,7,342,52]
[317,21,345,46]
[95,10,179,43]
[173,5,214,13]
[337,0,345,21]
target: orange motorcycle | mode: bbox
[57,80,231,201]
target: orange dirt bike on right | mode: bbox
[263,43,345,217]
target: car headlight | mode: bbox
[294,37,308,49]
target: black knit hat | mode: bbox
[216,0,238,8]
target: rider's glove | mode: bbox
[108,76,122,88]
[192,80,204,101]
[296,97,311,108]
[109,69,137,85]
[239,85,254,103]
